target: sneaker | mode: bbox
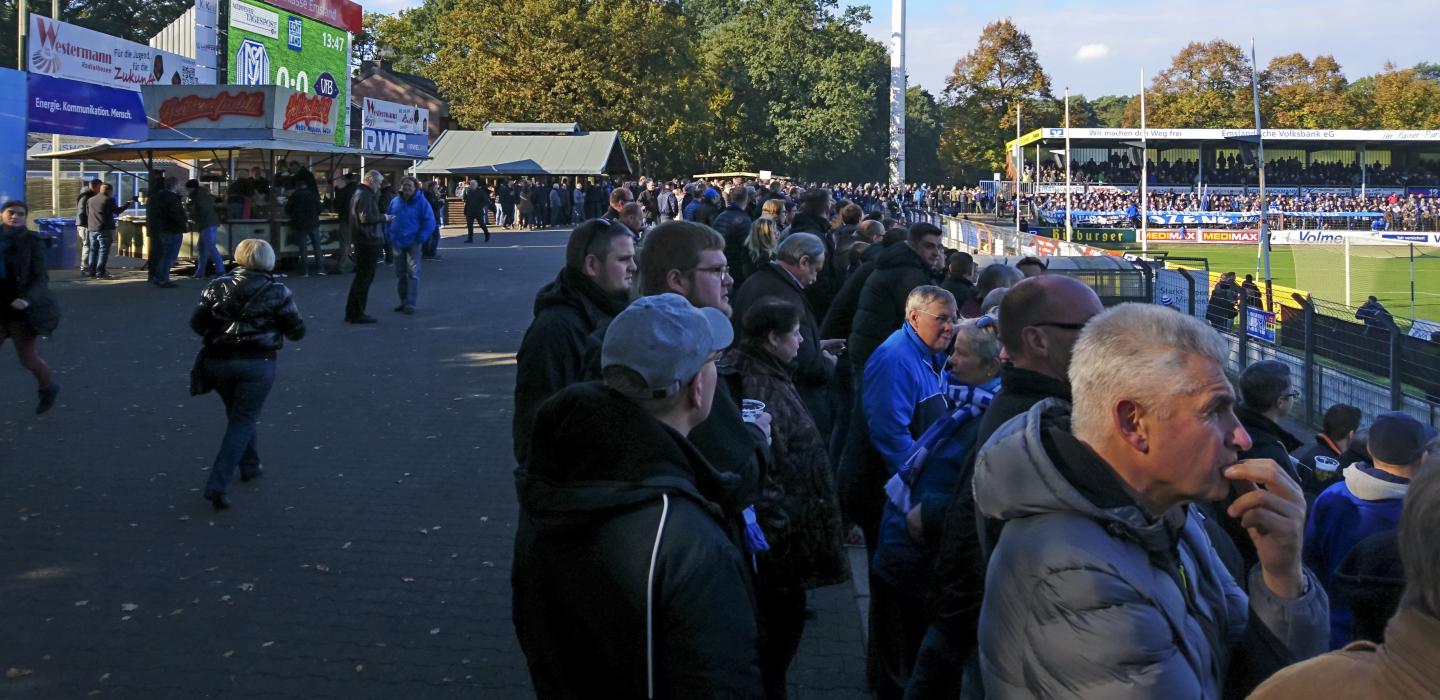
[36,382,60,414]
[403,307,415,315]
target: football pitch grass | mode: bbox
[1126,244,1440,325]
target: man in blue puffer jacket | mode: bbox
[386,175,436,314]
[860,284,957,700]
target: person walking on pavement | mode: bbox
[385,176,436,315]
[83,184,132,279]
[463,180,490,243]
[186,180,225,278]
[285,174,324,276]
[147,176,188,288]
[344,171,391,325]
[0,200,61,414]
[190,239,305,510]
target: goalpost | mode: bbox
[1291,235,1440,325]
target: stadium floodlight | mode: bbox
[1064,87,1072,243]
[889,0,905,186]
[1251,38,1273,312]
[1140,69,1148,255]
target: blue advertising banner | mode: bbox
[1246,306,1276,343]
[361,128,427,157]
[0,68,26,205]
[26,73,148,140]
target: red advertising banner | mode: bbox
[1201,230,1260,243]
[1032,237,1060,257]
[1146,229,1261,244]
[1146,229,1198,242]
[252,0,363,35]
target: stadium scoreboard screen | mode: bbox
[227,0,350,146]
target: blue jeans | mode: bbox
[422,227,440,258]
[203,358,275,494]
[295,226,323,274]
[155,233,183,282]
[85,229,113,275]
[904,626,984,700]
[193,226,223,277]
[394,241,422,308]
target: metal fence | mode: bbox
[1153,268,1439,429]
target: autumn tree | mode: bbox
[1138,39,1256,128]
[1263,53,1349,128]
[431,0,696,175]
[1353,62,1440,129]
[939,19,1052,181]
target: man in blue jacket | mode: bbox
[1303,410,1434,649]
[861,284,956,699]
[385,176,436,315]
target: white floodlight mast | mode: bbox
[888,0,905,185]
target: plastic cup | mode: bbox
[741,399,765,422]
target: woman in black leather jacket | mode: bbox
[0,200,61,413]
[190,238,305,509]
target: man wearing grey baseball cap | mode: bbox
[513,293,764,698]
[1304,411,1437,649]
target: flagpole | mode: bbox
[1140,69,1148,256]
[1064,87,1072,243]
[1252,38,1272,312]
[1015,101,1022,233]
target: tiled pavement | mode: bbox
[0,227,869,699]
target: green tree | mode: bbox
[1061,93,1096,127]
[1091,95,1131,127]
[905,85,943,183]
[1262,53,1349,128]
[1415,62,1440,83]
[0,0,191,70]
[430,0,696,176]
[938,18,1052,182]
[353,0,456,77]
[1140,39,1255,128]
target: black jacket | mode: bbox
[76,190,97,227]
[146,188,188,236]
[941,274,974,312]
[188,188,221,230]
[1210,404,1304,585]
[637,188,660,219]
[86,193,132,234]
[697,200,721,228]
[285,186,321,231]
[927,365,1072,633]
[0,225,60,335]
[1333,529,1404,644]
[847,242,937,373]
[712,205,753,287]
[512,266,630,465]
[787,211,829,237]
[731,263,834,436]
[189,267,305,360]
[334,183,358,220]
[512,382,763,700]
[463,187,490,216]
[349,185,386,245]
[819,242,885,342]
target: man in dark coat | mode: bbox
[940,251,975,308]
[845,223,945,373]
[345,171,389,324]
[695,189,722,228]
[462,179,491,243]
[731,232,842,443]
[145,176,188,288]
[333,173,359,272]
[789,188,842,321]
[512,219,637,466]
[914,275,1105,699]
[712,187,754,288]
[514,295,763,699]
[637,178,661,225]
[75,179,101,274]
[497,180,516,228]
[1207,272,1239,330]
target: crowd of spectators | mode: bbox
[1022,152,1440,187]
[1034,189,1440,231]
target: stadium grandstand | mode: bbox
[1001,128,1440,236]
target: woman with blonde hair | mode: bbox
[190,238,306,510]
[739,217,779,288]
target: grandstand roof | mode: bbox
[1008,128,1440,153]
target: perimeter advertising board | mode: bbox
[360,96,429,157]
[227,0,349,146]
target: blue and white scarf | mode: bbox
[884,378,1000,511]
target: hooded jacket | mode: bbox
[862,323,950,472]
[974,399,1329,700]
[512,266,629,465]
[1302,464,1408,649]
[1246,607,1440,700]
[847,242,938,374]
[513,382,763,700]
[385,191,438,249]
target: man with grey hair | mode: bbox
[731,231,845,438]
[860,284,957,698]
[344,170,393,323]
[974,303,1329,699]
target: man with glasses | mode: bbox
[920,274,1104,700]
[1210,360,1305,586]
[858,285,958,698]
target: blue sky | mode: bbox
[365,0,1432,99]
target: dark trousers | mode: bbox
[345,244,381,320]
[422,228,440,258]
[757,587,808,700]
[868,576,930,700]
[905,625,983,700]
[466,214,489,241]
[145,235,161,280]
[839,370,886,549]
[203,358,275,494]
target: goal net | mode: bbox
[1291,236,1440,328]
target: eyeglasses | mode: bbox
[916,310,957,326]
[686,265,730,278]
[1032,321,1086,331]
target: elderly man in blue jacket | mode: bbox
[861,284,956,699]
[386,176,436,315]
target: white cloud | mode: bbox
[1074,43,1109,62]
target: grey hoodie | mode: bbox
[973,399,1329,700]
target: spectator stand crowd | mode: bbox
[503,174,1440,700]
[1021,153,1440,189]
[1032,189,1440,232]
